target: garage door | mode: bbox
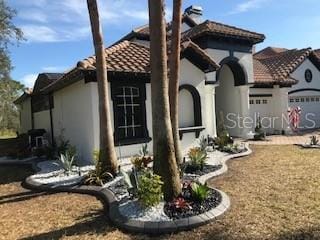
[289,96,320,129]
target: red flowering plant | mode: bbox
[173,197,192,211]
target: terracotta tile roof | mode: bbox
[254,47,288,59]
[130,14,198,37]
[43,40,219,93]
[181,20,265,44]
[181,40,220,71]
[77,41,150,73]
[314,49,320,59]
[121,16,264,44]
[253,47,312,86]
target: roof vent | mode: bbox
[184,5,203,24]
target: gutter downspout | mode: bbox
[49,94,55,146]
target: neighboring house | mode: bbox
[15,6,268,163]
[14,73,63,140]
[250,47,320,133]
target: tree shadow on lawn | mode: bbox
[0,165,34,185]
[18,210,116,240]
[274,226,320,240]
[0,190,52,205]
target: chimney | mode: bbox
[184,5,203,24]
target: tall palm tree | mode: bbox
[86,0,118,175]
[148,0,181,201]
[169,0,183,165]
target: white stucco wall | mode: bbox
[234,52,254,84]
[19,98,32,134]
[52,80,96,164]
[215,65,244,136]
[290,59,320,94]
[289,59,320,129]
[249,87,290,134]
[33,110,51,134]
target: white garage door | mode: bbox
[249,97,275,134]
[289,95,320,129]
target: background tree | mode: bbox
[169,0,183,165]
[148,0,181,201]
[0,78,23,134]
[0,0,23,79]
[86,0,118,175]
[0,1,23,137]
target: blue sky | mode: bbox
[8,0,320,88]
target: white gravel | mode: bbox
[119,200,170,222]
[30,160,94,186]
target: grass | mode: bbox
[0,129,17,139]
[1,145,320,239]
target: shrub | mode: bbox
[131,144,153,170]
[215,132,233,150]
[137,170,163,207]
[310,135,319,146]
[84,150,114,186]
[131,155,153,170]
[191,182,210,202]
[186,147,207,171]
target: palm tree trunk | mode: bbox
[86,0,118,175]
[148,0,181,201]
[169,0,183,165]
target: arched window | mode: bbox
[178,84,204,139]
[179,89,195,128]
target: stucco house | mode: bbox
[250,47,320,133]
[15,6,320,163]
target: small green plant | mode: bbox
[191,182,210,202]
[187,147,207,171]
[131,144,153,170]
[254,117,266,140]
[58,152,76,175]
[310,135,319,146]
[84,150,114,186]
[137,170,163,207]
[121,168,139,197]
[198,136,208,152]
[215,132,233,150]
[139,143,149,157]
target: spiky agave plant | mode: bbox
[59,152,75,175]
[310,135,319,146]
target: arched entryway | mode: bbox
[215,57,249,137]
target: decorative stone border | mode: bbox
[199,143,252,184]
[296,144,320,149]
[109,188,229,234]
[8,144,252,234]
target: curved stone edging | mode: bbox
[108,188,230,234]
[20,144,252,234]
[199,144,252,185]
[296,144,320,149]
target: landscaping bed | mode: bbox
[23,138,250,234]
